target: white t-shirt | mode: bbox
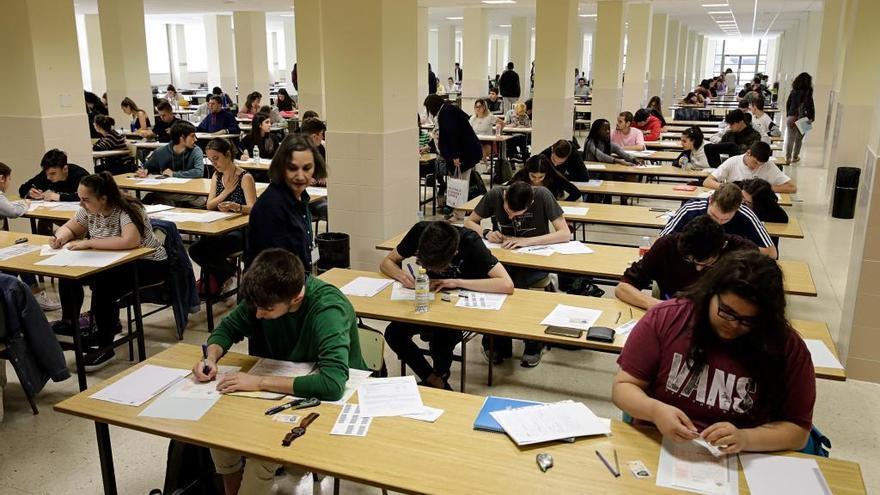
[469,114,494,135]
[751,112,774,144]
[711,154,790,185]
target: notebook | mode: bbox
[473,396,542,433]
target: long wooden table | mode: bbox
[23,206,250,237]
[569,180,793,206]
[376,231,816,297]
[112,174,327,203]
[646,140,782,152]
[54,344,863,495]
[586,162,711,179]
[453,197,802,238]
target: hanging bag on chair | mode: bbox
[446,165,470,208]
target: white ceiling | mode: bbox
[73,0,823,38]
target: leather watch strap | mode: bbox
[299,412,320,429]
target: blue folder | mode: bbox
[473,396,543,433]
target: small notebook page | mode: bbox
[540,304,602,331]
[803,339,844,369]
[339,277,393,297]
[90,364,190,406]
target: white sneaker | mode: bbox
[34,291,61,311]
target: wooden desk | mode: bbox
[567,180,794,206]
[0,231,154,390]
[587,162,711,179]
[54,344,864,495]
[376,231,817,296]
[114,174,271,199]
[92,150,131,160]
[501,126,532,134]
[195,133,239,141]
[791,319,847,381]
[22,206,250,237]
[641,151,683,163]
[667,120,723,127]
[646,140,782,152]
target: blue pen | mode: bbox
[406,264,416,279]
[201,344,210,375]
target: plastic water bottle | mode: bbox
[253,145,260,164]
[639,236,651,258]
[414,268,430,314]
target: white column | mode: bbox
[814,0,846,156]
[510,17,530,98]
[662,19,680,107]
[803,11,823,77]
[621,3,652,113]
[205,15,236,94]
[674,26,689,99]
[168,24,189,89]
[461,7,488,109]
[98,0,152,126]
[294,0,326,116]
[590,0,627,122]
[282,15,296,78]
[532,0,578,150]
[574,26,584,73]
[83,14,106,95]
[437,23,455,83]
[233,11,270,99]
[417,7,428,105]
[693,35,704,85]
[683,30,696,91]
[646,13,667,101]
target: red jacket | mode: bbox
[635,115,662,141]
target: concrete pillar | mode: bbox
[813,0,846,149]
[233,11,270,100]
[590,0,627,123]
[646,13,668,101]
[205,15,236,94]
[320,0,418,269]
[662,19,680,107]
[675,26,689,99]
[417,8,429,106]
[461,7,488,109]
[0,0,92,211]
[803,11,823,77]
[574,27,584,74]
[282,16,296,77]
[98,0,151,126]
[437,23,455,83]
[693,35,704,86]
[510,17,530,98]
[683,30,696,91]
[83,14,106,95]
[531,0,579,150]
[294,0,325,115]
[621,3,652,113]
[168,24,189,89]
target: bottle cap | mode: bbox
[418,267,426,274]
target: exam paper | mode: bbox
[631,150,656,158]
[27,201,80,211]
[455,291,507,310]
[340,277,393,297]
[482,240,502,249]
[90,364,190,406]
[585,164,606,170]
[158,177,190,184]
[572,180,604,187]
[740,453,832,495]
[561,206,589,216]
[656,438,737,495]
[139,366,241,421]
[547,241,595,255]
[171,366,242,400]
[0,243,40,261]
[489,400,611,446]
[39,244,69,256]
[50,202,83,211]
[803,339,844,370]
[615,319,639,337]
[402,406,445,423]
[150,211,235,223]
[144,204,175,214]
[513,245,555,256]
[356,375,424,417]
[331,404,373,436]
[323,369,375,405]
[34,250,129,267]
[390,282,435,301]
[540,304,603,331]
[248,358,315,378]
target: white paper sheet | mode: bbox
[615,319,639,337]
[50,202,83,211]
[150,211,235,223]
[402,406,444,422]
[356,375,424,417]
[34,250,129,267]
[323,369,374,405]
[573,180,604,187]
[331,404,373,436]
[482,240,502,249]
[306,187,328,197]
[133,178,162,185]
[0,243,41,261]
[693,437,724,457]
[656,438,737,495]
[489,400,611,446]
[90,364,190,406]
[340,277,393,297]
[157,177,190,184]
[795,117,813,136]
[170,366,242,400]
[803,339,844,369]
[139,366,241,421]
[248,358,316,378]
[561,206,589,216]
[455,291,507,310]
[631,150,656,157]
[144,204,175,213]
[585,164,606,170]
[513,245,556,256]
[740,453,832,495]
[39,244,68,256]
[540,304,603,331]
[548,241,595,255]
[27,201,80,211]
[390,281,435,301]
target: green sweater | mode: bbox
[207,277,367,401]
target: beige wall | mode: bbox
[294,0,326,116]
[233,12,270,98]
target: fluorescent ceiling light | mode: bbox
[708,10,732,14]
[702,3,729,6]
[279,14,294,17]
[445,16,463,20]
[482,0,516,4]
[579,14,597,18]
[498,24,512,27]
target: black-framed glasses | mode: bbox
[716,298,759,328]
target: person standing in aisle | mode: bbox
[785,72,815,164]
[498,62,521,113]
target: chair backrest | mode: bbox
[357,325,385,373]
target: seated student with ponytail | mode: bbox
[51,173,168,370]
[92,115,136,175]
[509,154,581,201]
[189,138,256,295]
[613,251,815,454]
[239,112,281,160]
[676,126,710,170]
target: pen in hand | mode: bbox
[201,344,211,376]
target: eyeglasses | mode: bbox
[716,298,759,328]
[683,255,718,268]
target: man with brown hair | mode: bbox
[659,183,777,259]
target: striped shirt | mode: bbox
[74,205,167,261]
[659,198,772,248]
[92,130,127,152]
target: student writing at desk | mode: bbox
[193,249,366,494]
[189,138,256,296]
[615,216,756,310]
[704,141,797,193]
[613,251,816,454]
[703,109,762,168]
[146,100,182,143]
[19,148,89,241]
[380,221,513,390]
[120,97,151,136]
[509,155,581,201]
[140,121,206,208]
[464,182,571,367]
[51,173,168,370]
[632,108,663,141]
[195,95,241,136]
[92,115,136,175]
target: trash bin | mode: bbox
[831,167,860,219]
[316,232,350,274]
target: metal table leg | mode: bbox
[130,266,146,361]
[95,422,118,495]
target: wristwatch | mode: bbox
[282,412,320,446]
[482,229,491,240]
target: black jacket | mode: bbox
[437,104,483,171]
[246,182,313,270]
[498,69,521,98]
[152,117,182,143]
[540,144,590,182]
[720,126,762,154]
[428,70,438,94]
[18,163,90,202]
[786,89,815,120]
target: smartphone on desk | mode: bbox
[544,326,584,339]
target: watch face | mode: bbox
[291,427,305,436]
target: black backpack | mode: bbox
[155,440,223,495]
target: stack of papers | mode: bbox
[144,204,175,214]
[228,358,315,400]
[0,243,41,261]
[34,250,129,267]
[585,164,606,170]
[27,201,80,212]
[340,277,392,297]
[150,210,235,223]
[540,304,603,330]
[139,365,241,421]
[134,177,190,185]
[306,186,328,197]
[561,206,589,216]
[489,400,611,445]
[357,375,424,417]
[90,365,190,406]
[513,245,555,256]
[740,453,832,495]
[390,281,435,301]
[456,291,507,310]
[803,339,844,369]
[473,396,543,432]
[656,438,737,495]
[631,150,656,158]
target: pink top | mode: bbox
[611,128,646,149]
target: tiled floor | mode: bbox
[1,144,877,494]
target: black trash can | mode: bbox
[316,232,350,274]
[831,167,860,219]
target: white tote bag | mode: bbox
[445,166,470,208]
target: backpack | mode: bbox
[158,440,224,495]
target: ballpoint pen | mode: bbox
[201,344,210,375]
